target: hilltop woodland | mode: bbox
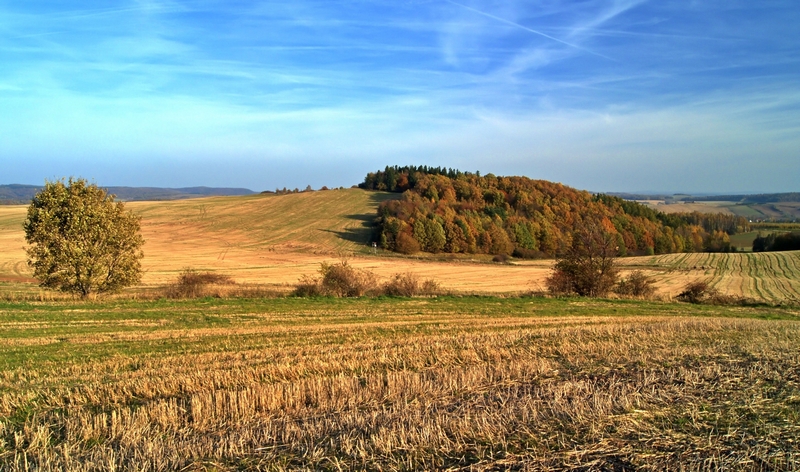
[361,166,749,257]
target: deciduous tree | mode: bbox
[24,178,144,298]
[546,223,619,297]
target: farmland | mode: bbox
[635,252,800,304]
[2,191,800,469]
[640,200,800,222]
[1,297,799,470]
[0,191,554,297]
[2,190,800,303]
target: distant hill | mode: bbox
[693,193,800,204]
[0,185,256,204]
[605,192,675,201]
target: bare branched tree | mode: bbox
[546,221,619,297]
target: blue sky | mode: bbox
[2,1,798,193]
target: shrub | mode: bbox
[383,272,419,297]
[614,270,656,298]
[383,272,441,297]
[420,278,441,296]
[293,274,325,297]
[294,261,378,297]
[395,232,421,254]
[320,261,378,297]
[676,279,717,304]
[674,279,763,306]
[492,254,509,263]
[166,269,235,298]
[544,269,574,296]
[512,247,547,259]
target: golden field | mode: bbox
[2,189,800,303]
[0,190,553,296]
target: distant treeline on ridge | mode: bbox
[694,193,800,204]
[0,184,255,204]
[753,232,800,252]
[360,165,749,257]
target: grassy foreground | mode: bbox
[1,296,799,471]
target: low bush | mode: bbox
[320,261,378,297]
[293,275,326,297]
[383,272,441,297]
[420,278,441,296]
[293,261,378,297]
[165,269,235,298]
[614,270,656,298]
[295,264,441,298]
[676,280,717,304]
[512,247,548,259]
[544,270,574,296]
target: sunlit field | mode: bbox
[2,191,800,304]
[1,297,799,470]
[0,191,552,297]
[632,252,800,304]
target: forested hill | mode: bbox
[0,185,255,204]
[360,166,749,257]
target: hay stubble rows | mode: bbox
[1,297,799,470]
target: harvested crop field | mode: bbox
[2,191,800,303]
[0,191,553,296]
[1,297,799,470]
[636,252,800,304]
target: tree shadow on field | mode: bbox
[320,213,377,246]
[322,191,399,246]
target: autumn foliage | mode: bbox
[362,166,749,257]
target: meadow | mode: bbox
[1,296,799,470]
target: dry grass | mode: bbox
[0,297,799,470]
[2,193,800,303]
[0,192,551,296]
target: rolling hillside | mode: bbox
[0,190,553,295]
[1,189,799,302]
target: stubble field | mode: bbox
[1,297,799,470]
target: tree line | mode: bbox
[752,232,800,252]
[361,166,749,257]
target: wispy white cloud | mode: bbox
[442,0,614,60]
[1,0,799,192]
[566,0,648,39]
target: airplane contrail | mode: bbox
[442,0,615,61]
